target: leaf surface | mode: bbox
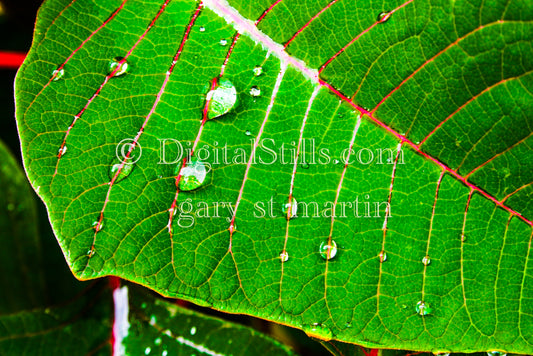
[15,0,533,353]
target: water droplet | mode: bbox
[461,233,467,242]
[228,222,236,234]
[319,240,338,260]
[109,160,135,183]
[162,351,168,356]
[154,338,162,345]
[302,323,333,341]
[52,68,65,81]
[92,220,104,232]
[149,315,156,325]
[206,78,237,119]
[415,301,432,316]
[301,161,310,169]
[86,248,95,257]
[422,256,431,266]
[333,159,340,165]
[249,86,261,97]
[377,11,392,23]
[199,26,205,32]
[141,302,147,309]
[219,39,227,46]
[190,326,197,335]
[253,65,263,76]
[108,57,129,77]
[245,130,251,136]
[487,352,506,356]
[57,145,67,158]
[145,347,151,355]
[176,159,208,191]
[344,322,352,328]
[379,251,387,263]
[282,197,298,219]
[279,250,289,262]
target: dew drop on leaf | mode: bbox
[144,347,151,355]
[422,256,431,266]
[377,11,392,23]
[52,68,64,81]
[245,130,251,136]
[319,240,338,260]
[199,26,205,32]
[92,219,104,232]
[219,39,227,46]
[282,197,298,219]
[301,161,310,169]
[415,301,432,316]
[253,65,263,76]
[333,159,340,165]
[206,78,237,119]
[57,145,67,158]
[249,86,261,97]
[487,352,506,356]
[303,323,333,340]
[154,338,162,345]
[461,233,467,242]
[190,326,197,335]
[176,159,208,191]
[279,250,289,262]
[108,57,129,77]
[109,160,135,183]
[86,248,95,257]
[162,351,168,356]
[379,250,387,263]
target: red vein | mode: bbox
[53,0,169,178]
[376,142,403,312]
[420,74,532,149]
[23,0,128,118]
[465,130,533,179]
[280,86,320,304]
[220,33,241,76]
[502,181,533,203]
[86,2,203,259]
[421,170,445,299]
[460,189,475,323]
[0,51,27,68]
[228,63,288,251]
[371,20,504,114]
[255,0,283,24]
[318,0,413,74]
[283,0,339,49]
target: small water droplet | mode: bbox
[249,86,261,97]
[379,250,387,263]
[279,250,289,262]
[176,159,208,191]
[149,315,156,325]
[301,161,310,169]
[415,301,432,316]
[337,113,344,118]
[92,220,104,232]
[319,240,338,260]
[199,26,205,32]
[461,233,467,242]
[163,329,172,336]
[422,256,431,266]
[162,351,168,356]
[333,159,340,165]
[228,222,236,234]
[206,78,237,119]
[377,11,392,23]
[57,145,67,158]
[145,347,151,355]
[219,39,227,46]
[190,326,197,335]
[487,352,506,356]
[154,338,162,345]
[141,302,147,309]
[245,130,251,136]
[282,197,298,219]
[86,248,95,257]
[108,57,129,77]
[344,322,352,328]
[253,65,263,76]
[109,160,135,183]
[302,323,333,341]
[52,68,65,81]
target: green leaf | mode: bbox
[15,0,533,353]
[123,284,296,355]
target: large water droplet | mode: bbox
[253,65,263,76]
[190,326,197,335]
[57,145,67,158]
[415,301,432,316]
[422,256,431,266]
[249,86,261,97]
[282,197,298,219]
[379,250,387,263]
[279,250,289,262]
[206,78,237,119]
[108,57,129,77]
[319,240,338,260]
[109,160,135,183]
[377,11,392,23]
[176,159,208,191]
[219,39,228,46]
[52,68,65,81]
[302,323,333,341]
